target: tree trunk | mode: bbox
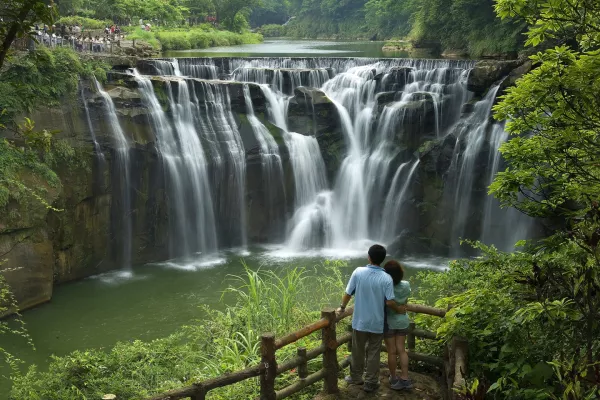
[0,0,37,70]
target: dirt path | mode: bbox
[314,368,443,400]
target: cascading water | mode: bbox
[480,123,532,251]
[99,57,531,259]
[95,79,132,268]
[242,84,286,238]
[132,71,218,259]
[193,81,248,248]
[447,84,501,255]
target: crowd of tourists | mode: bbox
[29,23,126,53]
[338,244,413,392]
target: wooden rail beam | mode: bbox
[274,369,327,399]
[276,344,325,374]
[275,318,328,350]
[406,304,446,318]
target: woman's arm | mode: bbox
[385,299,407,314]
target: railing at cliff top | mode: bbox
[142,304,467,400]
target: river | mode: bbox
[163,38,409,58]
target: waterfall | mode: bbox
[380,159,421,241]
[81,84,105,163]
[106,56,531,258]
[95,79,132,268]
[448,84,501,255]
[282,132,330,251]
[480,123,532,250]
[132,71,218,259]
[194,81,248,248]
[242,84,286,238]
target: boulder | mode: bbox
[293,87,332,105]
[497,60,534,98]
[106,86,141,100]
[377,67,412,92]
[467,60,522,95]
[288,88,338,136]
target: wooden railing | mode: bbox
[144,304,466,400]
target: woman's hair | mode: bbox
[384,260,404,285]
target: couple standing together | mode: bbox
[337,244,413,393]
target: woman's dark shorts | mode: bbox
[384,327,410,338]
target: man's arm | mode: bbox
[385,299,407,314]
[337,293,352,314]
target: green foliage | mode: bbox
[0,138,61,212]
[0,47,109,126]
[259,24,286,37]
[214,0,261,32]
[415,242,600,399]
[10,262,349,399]
[55,16,112,29]
[250,0,291,26]
[285,15,368,39]
[364,0,415,38]
[408,0,525,56]
[0,270,34,373]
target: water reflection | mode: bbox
[164,38,409,58]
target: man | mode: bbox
[338,244,406,392]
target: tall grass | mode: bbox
[128,28,161,49]
[154,28,263,50]
[10,261,349,400]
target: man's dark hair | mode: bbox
[384,260,404,285]
[368,244,386,265]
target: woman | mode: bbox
[384,260,413,390]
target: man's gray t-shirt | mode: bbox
[345,265,395,333]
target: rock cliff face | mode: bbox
[0,58,530,314]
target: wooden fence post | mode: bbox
[297,347,308,380]
[407,322,416,352]
[191,383,206,400]
[452,337,469,400]
[321,308,338,394]
[260,333,277,400]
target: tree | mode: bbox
[184,0,215,25]
[0,0,56,70]
[56,0,84,15]
[213,0,260,31]
[490,0,600,389]
[364,0,415,38]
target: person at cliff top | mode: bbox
[383,260,413,390]
[338,244,406,393]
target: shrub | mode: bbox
[260,24,286,37]
[413,242,600,399]
[128,28,161,49]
